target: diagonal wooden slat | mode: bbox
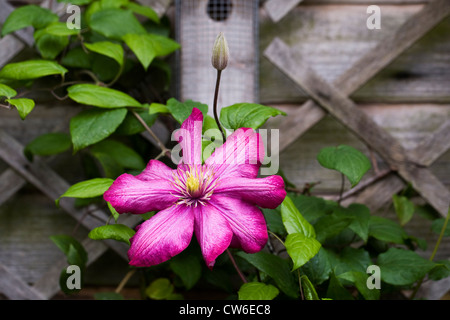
[272,0,450,154]
[265,38,450,217]
[0,263,46,300]
[0,0,170,300]
[342,119,450,211]
[412,119,450,167]
[0,169,26,206]
[263,0,304,23]
[0,129,131,258]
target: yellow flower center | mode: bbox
[185,171,202,197]
[171,165,218,207]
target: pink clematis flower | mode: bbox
[104,108,286,268]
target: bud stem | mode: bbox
[213,69,226,142]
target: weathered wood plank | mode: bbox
[177,0,258,117]
[0,35,26,68]
[0,169,26,206]
[0,130,133,259]
[0,263,46,300]
[265,38,450,216]
[304,0,430,3]
[263,0,450,154]
[412,120,450,167]
[263,0,304,22]
[260,3,450,104]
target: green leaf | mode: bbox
[125,2,159,23]
[300,275,320,300]
[291,194,328,222]
[44,22,80,36]
[84,41,124,66]
[332,247,372,276]
[115,109,157,135]
[70,108,128,152]
[280,195,315,237]
[0,60,67,80]
[169,251,202,290]
[220,103,286,130]
[90,139,145,170]
[285,233,321,270]
[237,251,299,298]
[61,47,94,69]
[0,83,17,99]
[89,8,146,40]
[56,178,114,206]
[89,150,123,178]
[1,5,58,36]
[165,98,208,124]
[262,208,286,236]
[107,201,120,223]
[368,216,407,245]
[24,132,72,160]
[50,235,88,266]
[34,30,69,59]
[6,98,35,120]
[314,214,354,243]
[317,145,371,188]
[393,194,415,226]
[238,282,279,300]
[123,33,180,70]
[326,271,354,300]
[149,102,169,115]
[431,218,450,237]
[67,84,141,108]
[88,224,135,245]
[338,271,380,300]
[428,260,450,281]
[59,266,83,295]
[100,0,129,9]
[94,292,124,300]
[300,247,332,285]
[333,203,371,242]
[377,247,436,286]
[146,278,174,300]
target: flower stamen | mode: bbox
[171,165,219,207]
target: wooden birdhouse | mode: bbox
[174,0,259,116]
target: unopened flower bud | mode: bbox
[211,32,229,71]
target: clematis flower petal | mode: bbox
[193,203,233,269]
[135,159,175,181]
[128,204,195,267]
[206,128,264,178]
[214,175,286,209]
[103,174,178,214]
[174,107,203,165]
[209,195,268,253]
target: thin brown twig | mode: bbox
[115,269,137,294]
[226,249,247,284]
[131,109,171,158]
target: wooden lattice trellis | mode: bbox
[0,0,171,300]
[1,0,450,300]
[263,0,450,219]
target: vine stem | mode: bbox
[131,109,171,158]
[338,173,345,205]
[213,70,226,142]
[115,269,137,294]
[410,206,450,299]
[226,249,247,284]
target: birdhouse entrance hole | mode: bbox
[206,0,233,21]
